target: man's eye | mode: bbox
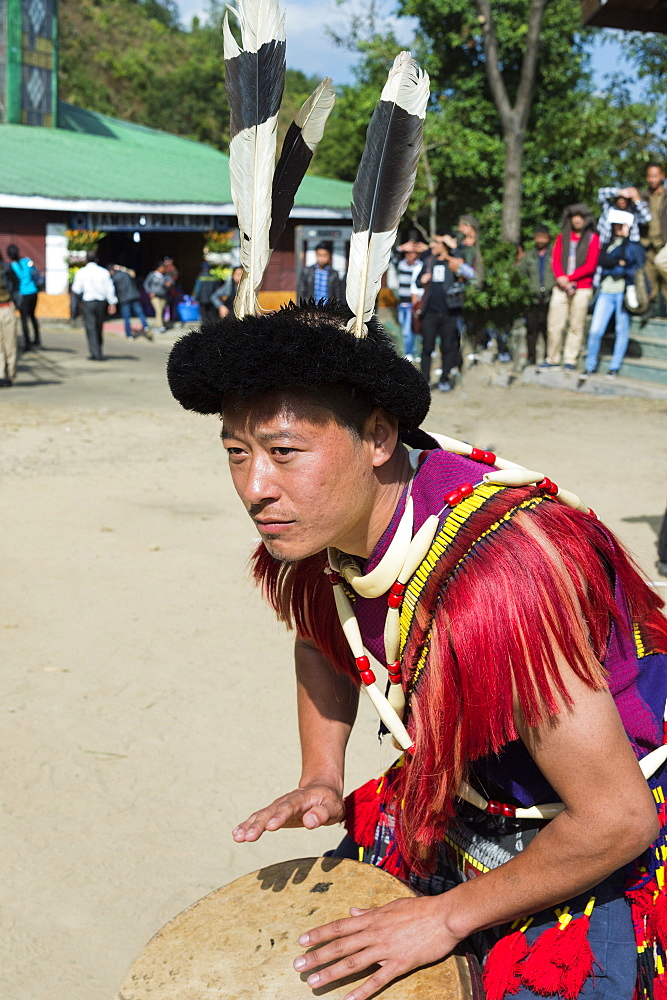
[226,447,245,456]
[273,447,295,456]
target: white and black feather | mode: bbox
[269,77,336,250]
[223,0,286,317]
[346,51,429,338]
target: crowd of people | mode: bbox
[1,161,666,384]
[374,161,667,390]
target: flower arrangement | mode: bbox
[65,229,106,251]
[203,230,235,254]
[203,229,238,268]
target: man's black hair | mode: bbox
[647,161,665,172]
[534,225,550,235]
[167,302,430,431]
[315,241,333,254]
[6,244,19,262]
[86,250,99,263]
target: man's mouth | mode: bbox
[254,518,296,533]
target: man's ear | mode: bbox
[365,409,400,468]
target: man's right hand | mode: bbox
[232,782,345,843]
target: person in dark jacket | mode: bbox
[416,234,476,392]
[517,226,555,365]
[296,242,343,305]
[211,266,243,319]
[192,262,222,324]
[109,265,152,340]
[582,209,645,379]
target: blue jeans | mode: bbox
[398,301,414,356]
[119,299,148,337]
[585,291,631,373]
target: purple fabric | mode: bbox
[354,449,486,665]
[351,446,666,808]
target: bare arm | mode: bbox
[232,638,358,842]
[294,660,657,999]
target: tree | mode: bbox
[475,0,547,242]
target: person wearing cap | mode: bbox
[597,186,651,245]
[296,242,343,306]
[167,25,667,999]
[582,209,645,380]
[542,203,600,371]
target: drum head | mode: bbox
[117,857,472,999]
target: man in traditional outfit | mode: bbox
[167,11,667,999]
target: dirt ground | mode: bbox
[2,324,667,1000]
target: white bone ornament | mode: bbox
[483,468,545,487]
[338,496,414,599]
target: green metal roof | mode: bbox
[0,101,353,210]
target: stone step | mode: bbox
[631,317,667,341]
[619,355,667,385]
[627,335,667,361]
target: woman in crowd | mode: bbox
[583,208,645,379]
[6,243,41,350]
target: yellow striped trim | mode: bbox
[442,832,490,875]
[634,622,646,659]
[399,486,545,695]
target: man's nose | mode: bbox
[243,454,280,506]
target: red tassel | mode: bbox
[522,900,596,1000]
[483,919,533,1000]
[343,776,383,849]
[550,911,595,1000]
[521,917,569,995]
[648,888,667,951]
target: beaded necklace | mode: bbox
[323,432,596,755]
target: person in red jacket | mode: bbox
[541,203,600,371]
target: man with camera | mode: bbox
[416,234,475,392]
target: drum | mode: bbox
[116,857,475,999]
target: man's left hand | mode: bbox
[293,896,458,1000]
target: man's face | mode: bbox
[221,395,387,562]
[315,249,331,268]
[457,221,475,240]
[405,251,418,264]
[647,166,665,192]
[570,214,585,232]
[534,231,550,250]
[616,196,629,211]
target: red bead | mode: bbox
[418,450,429,465]
[355,655,370,672]
[458,482,474,500]
[359,669,376,685]
[327,570,341,585]
[470,448,496,465]
[387,592,401,609]
[537,477,558,497]
[406,743,416,755]
[390,581,407,596]
[502,803,516,818]
[487,800,501,815]
[444,489,462,507]
[387,661,402,683]
[588,508,597,519]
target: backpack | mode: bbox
[31,265,45,292]
[625,265,651,316]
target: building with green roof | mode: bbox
[0,0,352,311]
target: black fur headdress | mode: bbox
[167,302,430,430]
